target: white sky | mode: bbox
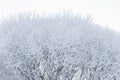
[0,0,120,31]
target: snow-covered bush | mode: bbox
[0,14,120,80]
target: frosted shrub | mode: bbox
[0,14,120,80]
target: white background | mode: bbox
[0,0,120,31]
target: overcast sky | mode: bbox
[0,0,120,31]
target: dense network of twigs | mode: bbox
[0,13,120,80]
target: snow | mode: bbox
[0,14,120,80]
